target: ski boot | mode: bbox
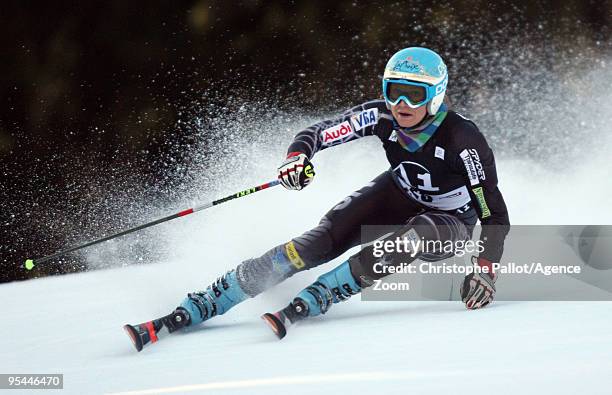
[124,269,249,352]
[262,261,361,339]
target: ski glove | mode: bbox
[278,152,315,190]
[460,256,497,309]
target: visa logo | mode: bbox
[351,108,378,131]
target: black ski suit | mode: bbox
[234,100,510,296]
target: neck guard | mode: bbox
[394,104,448,152]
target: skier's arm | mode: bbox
[286,101,383,159]
[453,122,510,263]
[451,121,509,309]
[279,101,384,190]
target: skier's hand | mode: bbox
[278,152,315,190]
[460,256,497,309]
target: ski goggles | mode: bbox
[382,77,447,108]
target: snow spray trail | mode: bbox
[77,44,612,276]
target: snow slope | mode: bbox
[2,267,612,395]
[2,136,612,394]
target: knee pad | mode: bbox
[405,212,469,261]
[232,217,338,298]
[235,242,307,297]
[349,212,470,284]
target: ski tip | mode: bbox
[123,324,144,352]
[24,259,35,271]
[261,312,287,340]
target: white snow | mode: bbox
[2,267,612,394]
[2,126,612,394]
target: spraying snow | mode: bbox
[1,41,611,394]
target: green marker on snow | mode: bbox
[25,259,35,271]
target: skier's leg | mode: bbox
[289,170,425,267]
[177,243,303,326]
[124,243,304,350]
[268,211,474,328]
[123,171,422,351]
[179,171,422,326]
[349,210,475,285]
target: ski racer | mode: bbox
[124,47,510,350]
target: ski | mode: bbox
[261,312,289,339]
[123,321,159,352]
[123,308,190,352]
[261,299,309,340]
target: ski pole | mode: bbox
[24,179,281,271]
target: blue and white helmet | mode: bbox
[382,47,448,116]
